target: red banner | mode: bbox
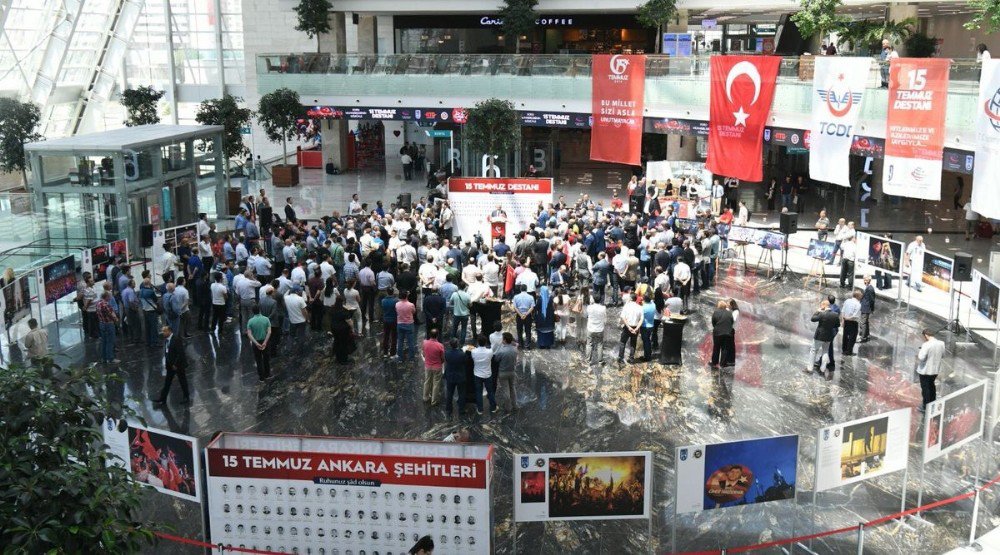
[447,177,553,194]
[207,448,488,489]
[881,58,951,200]
[590,54,646,165]
[706,56,781,182]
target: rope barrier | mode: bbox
[148,470,1000,554]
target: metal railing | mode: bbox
[257,53,984,84]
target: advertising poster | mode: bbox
[921,250,953,293]
[447,178,553,244]
[975,273,1000,323]
[759,231,786,250]
[102,417,201,502]
[971,59,1000,219]
[110,239,129,262]
[814,408,911,492]
[810,57,871,187]
[513,451,652,522]
[675,435,798,514]
[728,225,760,244]
[41,255,76,305]
[882,58,951,200]
[807,239,837,263]
[591,54,646,165]
[90,244,112,280]
[206,433,493,555]
[2,275,32,328]
[706,55,781,182]
[924,380,988,463]
[865,235,902,274]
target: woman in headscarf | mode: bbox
[329,296,356,363]
[534,285,556,349]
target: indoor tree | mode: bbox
[498,0,539,53]
[904,31,938,57]
[121,86,164,126]
[0,362,153,551]
[257,88,303,165]
[196,94,254,189]
[790,0,850,50]
[294,0,334,54]
[0,97,41,186]
[636,0,679,54]
[964,0,1000,34]
[465,98,519,177]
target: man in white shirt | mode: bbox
[904,236,925,292]
[290,262,307,288]
[838,235,857,288]
[586,300,608,364]
[320,257,335,282]
[396,242,417,266]
[711,180,725,215]
[467,275,493,337]
[673,259,692,313]
[840,290,862,356]
[616,293,643,363]
[348,193,363,215]
[284,290,308,338]
[916,328,945,408]
[196,213,211,240]
[210,272,228,333]
[462,262,482,286]
[235,241,250,267]
[482,256,501,295]
[515,267,539,294]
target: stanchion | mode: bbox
[910,449,934,527]
[896,466,916,531]
[855,522,865,555]
[513,521,517,555]
[967,480,983,551]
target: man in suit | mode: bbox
[284,197,297,224]
[859,275,876,343]
[808,299,841,380]
[710,300,734,369]
[154,325,190,404]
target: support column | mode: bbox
[666,135,699,162]
[321,119,349,171]
[887,3,918,55]
[666,9,688,32]
[330,11,347,54]
[357,15,377,54]
[376,15,394,54]
[383,121,405,179]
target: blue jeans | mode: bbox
[99,322,116,362]
[396,322,415,361]
[782,193,792,209]
[452,315,468,344]
[144,310,160,346]
[474,376,497,413]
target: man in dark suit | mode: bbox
[710,300,734,369]
[284,197,297,224]
[859,275,876,343]
[808,299,841,379]
[154,325,190,404]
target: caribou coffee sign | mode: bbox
[479,16,575,27]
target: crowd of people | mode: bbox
[73,175,911,411]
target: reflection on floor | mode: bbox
[30,256,1000,554]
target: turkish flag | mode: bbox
[591,54,646,166]
[706,56,781,182]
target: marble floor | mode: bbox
[26,256,1000,554]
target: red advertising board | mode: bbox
[706,55,781,182]
[590,54,646,165]
[881,58,950,200]
[448,177,553,194]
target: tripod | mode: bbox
[771,234,792,281]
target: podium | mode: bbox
[489,217,506,245]
[659,317,687,365]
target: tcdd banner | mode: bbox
[706,55,781,182]
[809,57,871,187]
[591,54,645,165]
[882,58,950,200]
[972,59,1000,219]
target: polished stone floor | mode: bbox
[25,258,1000,554]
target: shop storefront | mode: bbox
[394,14,654,55]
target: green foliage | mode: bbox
[465,98,519,174]
[0,362,153,552]
[878,18,917,46]
[0,97,41,180]
[121,86,164,127]
[294,0,334,53]
[636,0,679,29]
[790,0,850,41]
[257,88,304,164]
[837,18,915,52]
[196,94,253,160]
[964,0,1000,34]
[498,0,539,53]
[904,32,938,57]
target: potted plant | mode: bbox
[0,98,41,186]
[465,98,520,177]
[121,86,164,126]
[256,88,304,186]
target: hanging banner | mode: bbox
[923,380,988,463]
[809,57,871,187]
[590,54,646,165]
[882,58,950,200]
[706,55,781,182]
[447,177,553,244]
[971,59,1000,219]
